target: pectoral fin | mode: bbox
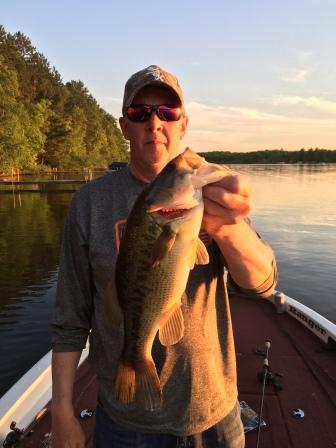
[159,305,184,346]
[152,227,177,268]
[187,238,209,269]
[103,273,123,327]
[196,238,209,265]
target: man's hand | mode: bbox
[202,173,251,239]
[202,172,275,291]
[52,409,85,448]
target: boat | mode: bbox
[0,290,335,447]
[108,162,128,171]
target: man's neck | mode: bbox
[128,163,157,183]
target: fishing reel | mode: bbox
[257,368,283,391]
[2,421,25,447]
[255,342,283,391]
[2,421,33,448]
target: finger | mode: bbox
[207,174,251,196]
[202,208,240,228]
[203,196,250,223]
[203,185,252,212]
[202,206,236,226]
[199,228,213,245]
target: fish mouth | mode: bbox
[155,208,191,219]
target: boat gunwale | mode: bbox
[0,345,89,443]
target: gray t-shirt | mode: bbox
[52,168,276,436]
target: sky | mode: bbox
[2,0,336,152]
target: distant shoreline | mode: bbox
[199,149,336,164]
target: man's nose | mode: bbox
[145,111,163,131]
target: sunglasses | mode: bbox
[126,104,182,122]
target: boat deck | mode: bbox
[232,294,336,447]
[17,294,336,447]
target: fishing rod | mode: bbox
[256,340,271,448]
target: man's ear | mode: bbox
[119,117,130,140]
[180,115,189,140]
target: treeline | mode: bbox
[199,148,336,164]
[0,26,129,173]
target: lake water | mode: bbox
[0,164,335,398]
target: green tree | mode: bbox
[0,57,51,171]
[62,106,88,168]
[0,25,132,171]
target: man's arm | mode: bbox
[50,187,93,447]
[202,173,275,291]
[51,351,85,448]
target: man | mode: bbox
[51,65,276,447]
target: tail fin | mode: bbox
[114,359,162,411]
[115,362,136,403]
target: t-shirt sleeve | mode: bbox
[51,190,94,352]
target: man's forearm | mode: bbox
[214,220,274,290]
[51,351,82,416]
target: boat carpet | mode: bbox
[17,293,336,447]
[231,293,336,448]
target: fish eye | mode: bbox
[164,162,176,172]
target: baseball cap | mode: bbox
[122,65,184,116]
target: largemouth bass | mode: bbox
[103,148,230,410]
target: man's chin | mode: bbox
[146,145,168,162]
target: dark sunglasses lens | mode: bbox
[127,106,151,122]
[157,106,182,121]
[126,105,182,122]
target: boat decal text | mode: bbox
[288,305,327,336]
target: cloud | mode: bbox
[101,96,122,103]
[97,94,336,152]
[273,95,336,113]
[280,68,311,83]
[182,100,336,152]
[276,50,314,83]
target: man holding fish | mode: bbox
[51,65,276,447]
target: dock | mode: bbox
[0,180,88,193]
